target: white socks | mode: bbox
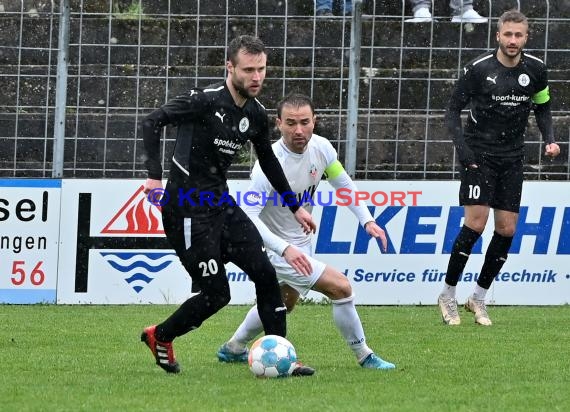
[440,283,457,299]
[472,284,488,300]
[440,283,488,300]
[331,295,372,363]
[227,295,374,364]
[227,305,263,353]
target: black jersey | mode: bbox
[447,49,550,164]
[143,81,295,217]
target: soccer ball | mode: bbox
[248,335,298,378]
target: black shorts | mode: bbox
[459,156,523,213]
[161,203,273,290]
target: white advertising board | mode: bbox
[57,180,191,304]
[56,179,570,305]
[310,181,570,305]
[0,179,61,303]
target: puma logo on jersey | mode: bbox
[215,111,226,123]
[486,75,497,84]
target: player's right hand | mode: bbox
[143,178,163,194]
[283,245,312,276]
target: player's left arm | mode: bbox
[532,69,560,158]
[534,100,560,158]
[325,160,387,252]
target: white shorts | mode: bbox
[267,243,327,297]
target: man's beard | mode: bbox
[499,43,522,59]
[232,79,256,99]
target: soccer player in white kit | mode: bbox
[217,93,396,370]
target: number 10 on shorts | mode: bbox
[468,185,481,199]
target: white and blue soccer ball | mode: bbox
[248,335,297,378]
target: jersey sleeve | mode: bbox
[320,138,374,227]
[243,163,290,255]
[250,117,299,213]
[532,65,550,105]
[141,89,209,179]
[327,169,375,227]
[531,64,554,144]
[446,64,477,166]
[320,138,342,179]
[142,108,170,179]
[161,89,209,124]
[532,64,550,104]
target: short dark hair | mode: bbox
[277,93,315,119]
[497,9,528,31]
[227,35,266,65]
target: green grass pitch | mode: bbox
[2,304,569,411]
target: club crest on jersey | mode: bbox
[309,164,318,179]
[518,74,530,87]
[239,117,250,132]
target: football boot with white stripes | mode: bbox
[141,325,180,373]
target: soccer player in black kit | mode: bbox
[438,10,560,326]
[140,35,316,375]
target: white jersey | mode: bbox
[243,134,337,254]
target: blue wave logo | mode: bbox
[100,252,176,293]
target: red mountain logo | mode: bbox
[101,186,164,235]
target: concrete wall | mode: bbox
[0,0,568,178]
